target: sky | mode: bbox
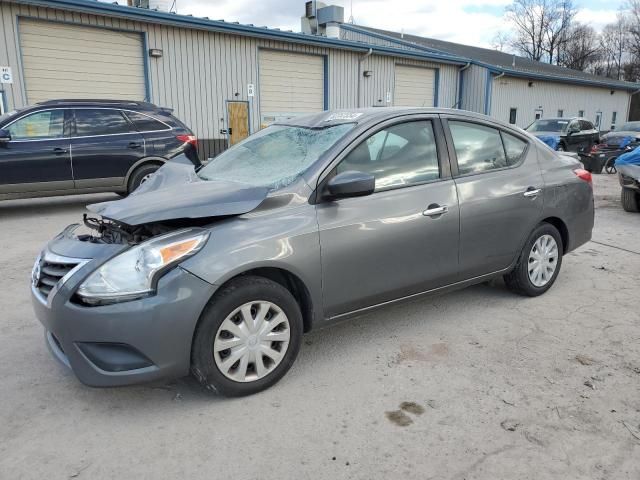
[107,0,627,48]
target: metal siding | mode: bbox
[491,76,632,129]
[460,64,487,114]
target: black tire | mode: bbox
[127,163,161,194]
[556,143,566,152]
[504,223,563,297]
[191,276,303,397]
[605,158,617,174]
[621,188,640,213]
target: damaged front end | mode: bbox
[81,214,175,245]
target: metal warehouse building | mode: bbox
[0,0,638,159]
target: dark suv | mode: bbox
[0,100,199,200]
[526,117,599,153]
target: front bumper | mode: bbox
[31,236,216,387]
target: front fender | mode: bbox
[179,205,324,324]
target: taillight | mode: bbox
[176,134,198,146]
[574,168,592,186]
[590,144,600,153]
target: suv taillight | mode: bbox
[590,144,600,153]
[574,168,592,186]
[176,134,197,146]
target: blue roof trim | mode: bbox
[345,24,640,92]
[11,0,467,65]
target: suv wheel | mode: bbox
[127,163,161,194]
[504,223,563,297]
[191,276,303,397]
[621,187,640,212]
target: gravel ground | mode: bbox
[0,174,639,479]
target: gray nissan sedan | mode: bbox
[31,108,594,396]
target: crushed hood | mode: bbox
[87,160,269,225]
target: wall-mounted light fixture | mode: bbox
[610,90,615,95]
[363,70,373,78]
[528,81,534,87]
[149,48,163,58]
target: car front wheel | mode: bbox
[621,187,640,212]
[504,223,563,297]
[191,276,303,397]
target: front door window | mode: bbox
[7,110,65,140]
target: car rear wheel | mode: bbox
[621,187,640,213]
[127,163,161,194]
[605,158,617,174]
[504,223,563,297]
[191,276,303,397]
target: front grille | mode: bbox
[33,254,82,300]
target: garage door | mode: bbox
[394,65,436,107]
[19,19,146,104]
[259,50,324,127]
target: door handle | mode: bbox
[423,204,448,217]
[523,187,542,198]
[128,142,142,149]
[52,147,67,155]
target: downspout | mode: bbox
[454,62,471,109]
[357,48,373,108]
[484,71,505,115]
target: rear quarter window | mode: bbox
[124,111,170,132]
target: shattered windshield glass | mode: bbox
[198,123,354,189]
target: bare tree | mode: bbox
[558,24,601,71]
[628,0,640,63]
[599,15,629,80]
[492,32,511,52]
[505,0,576,63]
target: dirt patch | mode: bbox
[400,402,425,415]
[394,342,449,364]
[386,410,413,427]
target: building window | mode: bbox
[557,109,563,117]
[509,108,517,124]
[578,110,585,117]
[534,109,543,120]
[611,111,617,130]
[0,91,5,115]
[595,112,602,130]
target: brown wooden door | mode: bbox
[227,101,249,146]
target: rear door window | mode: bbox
[7,110,65,140]
[123,111,169,132]
[448,121,507,174]
[74,109,133,137]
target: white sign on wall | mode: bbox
[0,67,13,84]
[247,84,255,97]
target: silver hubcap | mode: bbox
[213,301,290,383]
[140,173,153,184]
[528,234,558,287]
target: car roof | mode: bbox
[275,107,518,130]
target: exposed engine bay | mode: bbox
[81,214,174,244]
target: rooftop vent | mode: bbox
[127,0,172,12]
[301,1,344,38]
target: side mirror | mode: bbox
[325,170,375,200]
[0,129,10,142]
